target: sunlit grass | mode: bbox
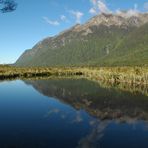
[0,65,84,80]
[0,65,148,85]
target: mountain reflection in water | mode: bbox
[25,78,148,122]
[24,78,148,148]
[0,78,148,148]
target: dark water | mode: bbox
[0,79,148,148]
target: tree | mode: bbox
[0,0,17,13]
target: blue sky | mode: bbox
[0,0,148,64]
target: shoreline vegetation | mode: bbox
[0,65,148,96]
[0,66,148,84]
[0,65,148,84]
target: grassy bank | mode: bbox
[0,66,148,85]
[0,66,83,80]
[85,67,148,85]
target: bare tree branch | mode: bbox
[0,0,17,13]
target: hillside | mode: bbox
[91,23,148,66]
[15,12,148,67]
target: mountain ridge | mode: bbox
[15,12,148,67]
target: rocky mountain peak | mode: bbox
[70,12,148,34]
[15,11,148,67]
[27,12,148,58]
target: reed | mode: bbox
[0,66,84,80]
[84,67,148,85]
[0,65,148,85]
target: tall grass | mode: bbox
[83,67,148,84]
[0,65,148,85]
[0,66,83,80]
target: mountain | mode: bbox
[15,12,148,67]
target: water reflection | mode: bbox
[25,78,148,122]
[24,78,148,148]
[0,79,148,148]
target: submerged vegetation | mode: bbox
[0,65,148,85]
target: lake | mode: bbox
[0,78,148,148]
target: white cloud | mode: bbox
[126,9,138,17]
[116,9,138,18]
[69,10,84,23]
[98,0,112,14]
[60,15,67,21]
[89,0,140,16]
[89,0,111,15]
[116,4,139,18]
[43,16,60,26]
[89,8,97,14]
[89,0,98,14]
[144,2,148,10]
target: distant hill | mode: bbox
[15,12,148,67]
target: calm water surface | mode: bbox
[0,79,148,148]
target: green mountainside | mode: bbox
[15,13,148,67]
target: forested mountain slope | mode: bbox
[15,13,148,67]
